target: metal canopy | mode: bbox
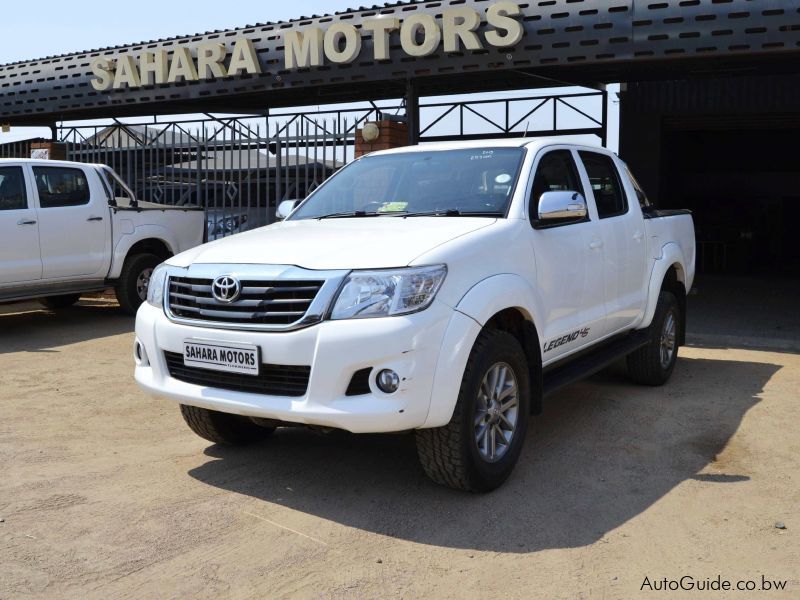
[1,0,799,125]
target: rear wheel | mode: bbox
[41,294,81,310]
[627,290,681,386]
[415,329,530,492]
[179,405,274,445]
[115,253,161,315]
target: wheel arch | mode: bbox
[484,308,543,415]
[126,238,173,261]
[660,263,687,346]
[110,234,175,279]
[641,246,688,346]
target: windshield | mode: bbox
[288,147,526,220]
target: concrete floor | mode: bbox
[1,299,798,599]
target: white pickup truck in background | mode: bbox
[134,139,695,492]
[0,159,205,314]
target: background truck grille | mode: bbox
[164,352,311,397]
[167,276,324,326]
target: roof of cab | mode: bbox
[0,158,105,168]
[364,137,611,156]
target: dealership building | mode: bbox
[1,0,798,336]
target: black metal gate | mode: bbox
[0,89,607,239]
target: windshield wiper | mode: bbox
[400,210,503,218]
[316,211,383,220]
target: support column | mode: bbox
[406,79,420,146]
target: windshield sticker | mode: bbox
[470,150,496,161]
[377,202,409,213]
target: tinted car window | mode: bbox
[0,167,27,211]
[625,165,651,209]
[33,167,90,208]
[579,152,627,219]
[529,150,585,224]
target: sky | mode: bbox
[0,0,619,149]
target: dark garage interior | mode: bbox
[662,125,800,277]
[621,75,800,348]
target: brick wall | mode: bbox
[30,142,67,160]
[354,120,409,157]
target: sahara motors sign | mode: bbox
[90,1,524,91]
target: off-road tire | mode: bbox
[115,253,161,315]
[627,290,681,386]
[41,294,81,310]
[179,405,274,445]
[415,329,531,492]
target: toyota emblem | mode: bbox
[212,275,242,303]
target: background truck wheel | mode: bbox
[627,290,681,386]
[115,253,161,315]
[179,405,274,445]
[41,294,81,310]
[415,329,530,492]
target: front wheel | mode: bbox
[627,290,681,386]
[415,329,531,492]
[115,253,161,315]
[180,405,274,445]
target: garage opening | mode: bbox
[659,117,800,348]
[660,119,800,277]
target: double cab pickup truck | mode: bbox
[134,139,695,492]
[0,159,204,313]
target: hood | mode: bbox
[168,217,497,270]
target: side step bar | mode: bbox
[542,331,650,398]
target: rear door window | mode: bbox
[578,152,628,219]
[0,167,28,211]
[33,167,90,208]
[625,165,651,209]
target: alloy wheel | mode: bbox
[474,362,519,463]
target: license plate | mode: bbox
[183,340,260,376]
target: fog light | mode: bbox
[134,339,149,366]
[376,369,400,394]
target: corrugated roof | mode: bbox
[0,1,426,68]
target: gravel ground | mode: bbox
[1,300,798,599]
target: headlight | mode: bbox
[330,265,447,320]
[146,263,168,308]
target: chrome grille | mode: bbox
[167,276,324,327]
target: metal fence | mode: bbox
[1,90,606,240]
[59,116,354,239]
[0,138,43,159]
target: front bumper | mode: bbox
[134,300,474,433]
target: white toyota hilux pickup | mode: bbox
[134,139,695,492]
[0,159,205,314]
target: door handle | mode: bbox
[87,216,104,222]
[633,231,644,242]
[589,240,603,250]
[17,219,37,226]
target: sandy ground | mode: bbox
[1,300,798,599]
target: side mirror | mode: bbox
[537,191,587,226]
[276,200,298,221]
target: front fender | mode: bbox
[453,273,543,328]
[423,274,543,428]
